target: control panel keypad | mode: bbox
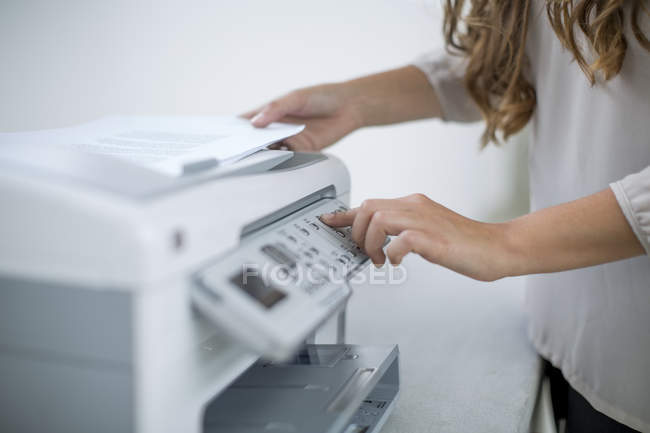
[250,200,368,297]
[197,198,369,318]
[192,198,366,360]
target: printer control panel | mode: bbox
[192,198,369,360]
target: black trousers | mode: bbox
[546,362,640,433]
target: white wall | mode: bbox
[0,0,529,220]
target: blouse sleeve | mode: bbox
[411,49,482,123]
[610,165,650,254]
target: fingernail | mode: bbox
[319,213,333,221]
[251,113,265,125]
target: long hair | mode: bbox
[443,0,650,146]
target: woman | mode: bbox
[245,0,650,431]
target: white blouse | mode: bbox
[414,2,650,431]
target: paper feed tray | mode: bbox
[202,344,399,433]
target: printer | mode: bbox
[0,144,399,433]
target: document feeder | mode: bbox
[0,147,399,433]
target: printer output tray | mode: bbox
[203,344,399,433]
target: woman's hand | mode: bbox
[320,193,511,282]
[243,66,443,151]
[242,83,364,152]
[320,189,645,282]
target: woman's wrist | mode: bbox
[333,80,372,130]
[477,220,528,280]
[339,66,443,129]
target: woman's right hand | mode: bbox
[242,82,364,152]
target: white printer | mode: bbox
[0,145,399,433]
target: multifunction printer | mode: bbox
[0,144,399,433]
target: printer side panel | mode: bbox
[0,277,135,433]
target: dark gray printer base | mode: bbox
[203,344,399,433]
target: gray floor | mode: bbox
[342,255,542,433]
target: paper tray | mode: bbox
[202,344,399,433]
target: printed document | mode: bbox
[0,116,304,176]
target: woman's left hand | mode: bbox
[320,193,512,282]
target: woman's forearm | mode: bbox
[502,188,645,277]
[343,65,443,127]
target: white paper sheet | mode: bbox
[0,116,304,176]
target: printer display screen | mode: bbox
[230,267,287,309]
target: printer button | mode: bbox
[261,244,296,268]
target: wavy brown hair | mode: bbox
[443,0,650,146]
